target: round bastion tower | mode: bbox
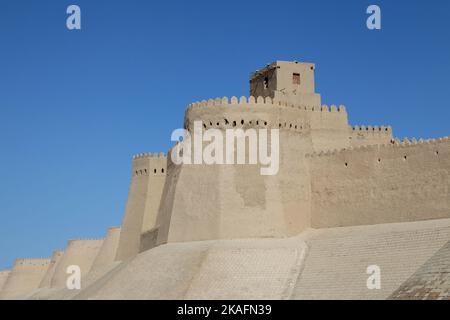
[156,61,351,244]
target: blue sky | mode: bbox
[0,0,449,270]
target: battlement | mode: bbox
[3,59,450,300]
[306,136,450,159]
[68,238,104,242]
[185,96,347,139]
[309,134,450,230]
[116,150,168,261]
[131,152,167,177]
[187,96,345,113]
[13,259,50,267]
[350,125,392,133]
[132,152,167,160]
[66,239,104,250]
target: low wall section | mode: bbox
[0,259,50,299]
[38,250,64,288]
[116,153,167,261]
[50,239,103,289]
[309,137,450,228]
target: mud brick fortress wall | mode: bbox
[153,61,449,247]
[0,259,50,299]
[115,153,167,261]
[1,61,449,299]
[123,60,450,252]
[309,137,450,228]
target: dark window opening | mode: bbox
[264,76,269,89]
[293,73,300,85]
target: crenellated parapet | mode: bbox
[10,258,50,269]
[116,152,168,261]
[131,152,167,177]
[349,125,393,147]
[49,239,104,289]
[308,135,450,230]
[350,125,392,133]
[0,258,51,299]
[186,95,346,118]
[132,152,167,160]
[306,136,450,159]
[185,96,348,150]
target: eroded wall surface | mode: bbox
[349,125,393,147]
[310,138,450,228]
[39,251,64,288]
[90,227,121,273]
[116,154,166,261]
[157,97,334,243]
[0,259,50,299]
[50,240,103,289]
[0,270,11,294]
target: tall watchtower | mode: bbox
[249,61,321,106]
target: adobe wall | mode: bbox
[90,227,121,273]
[141,156,167,234]
[249,61,321,106]
[115,153,167,261]
[182,97,350,152]
[309,105,350,151]
[38,250,64,288]
[0,259,50,299]
[309,137,450,228]
[50,239,103,289]
[349,125,393,147]
[157,96,330,243]
[140,228,158,253]
[0,270,10,293]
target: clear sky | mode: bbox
[0,0,449,270]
